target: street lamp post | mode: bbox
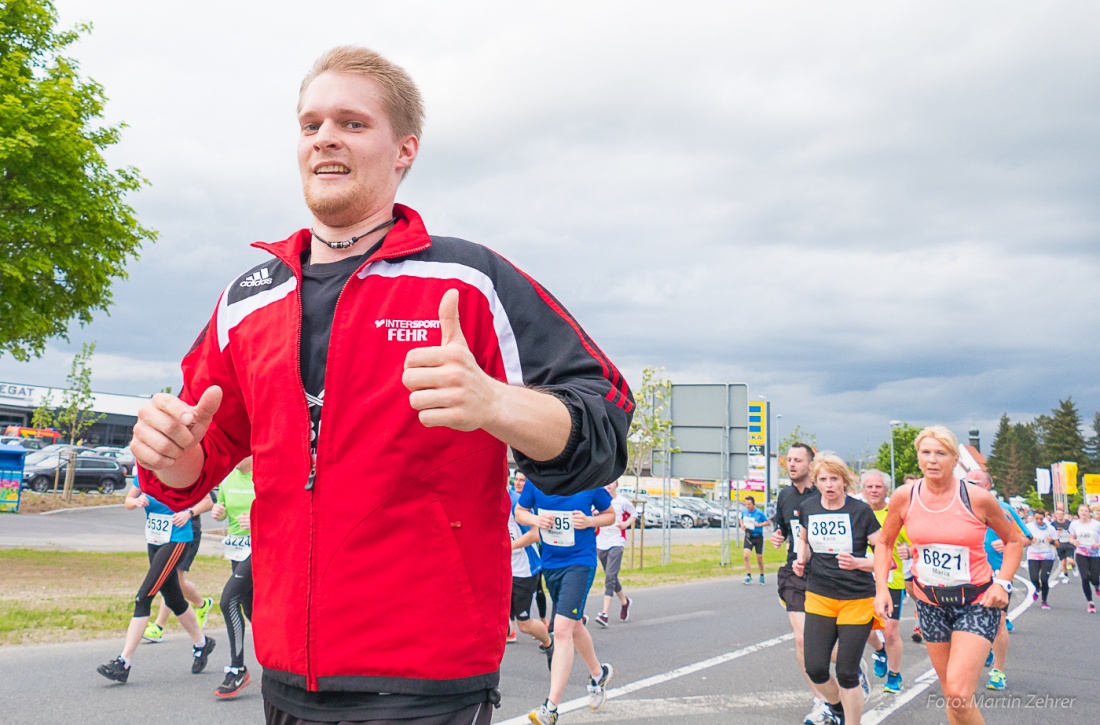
[889,420,902,487]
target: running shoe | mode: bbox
[620,597,632,622]
[506,629,518,643]
[596,612,609,627]
[858,662,869,701]
[985,649,994,668]
[191,637,216,674]
[587,663,614,710]
[1032,591,1039,602]
[528,702,558,725]
[1061,574,1069,584]
[142,622,164,643]
[803,698,830,725]
[743,574,752,585]
[214,666,251,698]
[1006,618,1014,632]
[96,656,130,683]
[539,633,555,671]
[581,615,589,627]
[1072,567,1079,578]
[821,704,844,725]
[1088,602,1096,614]
[196,596,215,629]
[987,668,1006,690]
[872,648,887,678]
[911,626,922,643]
[1041,602,1051,610]
[759,574,765,585]
[883,671,903,694]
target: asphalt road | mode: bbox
[1,507,1096,724]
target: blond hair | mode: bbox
[914,425,959,459]
[812,454,859,493]
[300,46,425,144]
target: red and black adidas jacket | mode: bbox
[139,204,633,697]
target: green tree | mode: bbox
[988,420,1041,499]
[29,387,56,429]
[985,414,1012,491]
[874,423,921,483]
[626,366,674,488]
[0,0,155,361]
[53,341,104,444]
[1040,398,1087,468]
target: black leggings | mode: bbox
[221,556,254,669]
[1028,560,1054,602]
[1076,555,1100,603]
[803,613,873,690]
[134,542,190,618]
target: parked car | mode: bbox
[21,453,126,494]
[1,435,49,450]
[676,497,720,527]
[94,446,136,475]
[635,495,705,529]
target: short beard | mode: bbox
[303,184,366,228]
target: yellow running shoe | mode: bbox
[196,597,215,629]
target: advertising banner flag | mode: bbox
[1037,467,1052,495]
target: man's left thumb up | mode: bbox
[439,289,467,347]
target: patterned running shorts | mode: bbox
[914,600,1000,643]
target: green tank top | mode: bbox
[216,469,256,536]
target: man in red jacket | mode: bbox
[130,46,633,724]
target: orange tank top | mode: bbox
[904,480,993,603]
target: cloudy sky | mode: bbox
[3,1,1098,459]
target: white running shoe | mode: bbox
[587,663,614,710]
[803,698,830,725]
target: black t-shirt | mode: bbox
[287,244,479,720]
[1052,519,1073,547]
[774,482,820,566]
[799,495,880,600]
[299,246,380,453]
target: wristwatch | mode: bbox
[188,508,195,519]
[993,577,1013,592]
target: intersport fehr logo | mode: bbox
[374,318,440,342]
[239,269,273,288]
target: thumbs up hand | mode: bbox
[403,289,501,432]
[131,385,224,472]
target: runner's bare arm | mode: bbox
[513,528,541,549]
[403,290,571,463]
[575,506,615,530]
[874,484,910,617]
[976,489,1024,607]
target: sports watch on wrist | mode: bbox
[993,577,1012,592]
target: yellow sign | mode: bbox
[748,400,767,447]
[1084,474,1100,494]
[1065,461,1078,495]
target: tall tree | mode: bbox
[874,422,922,483]
[1041,398,1087,467]
[985,414,1013,492]
[0,0,155,361]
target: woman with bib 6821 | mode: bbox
[874,427,1024,725]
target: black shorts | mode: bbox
[176,537,201,571]
[543,565,595,621]
[777,564,807,613]
[886,587,904,621]
[1057,545,1075,561]
[743,535,764,554]
[510,575,540,621]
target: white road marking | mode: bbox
[863,572,1041,725]
[496,632,794,724]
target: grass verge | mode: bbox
[1,539,790,645]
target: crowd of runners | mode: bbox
[92,422,1098,725]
